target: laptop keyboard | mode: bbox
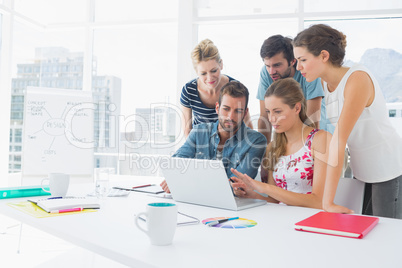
[235,197,255,206]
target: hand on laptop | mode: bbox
[230,176,260,199]
[160,180,171,193]
[230,169,264,199]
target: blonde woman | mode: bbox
[293,24,402,218]
[180,39,252,137]
[231,78,331,209]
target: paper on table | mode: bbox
[87,188,130,197]
[147,193,173,199]
[113,185,165,194]
[7,201,97,218]
[137,211,200,226]
[107,188,130,197]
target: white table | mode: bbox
[0,176,401,268]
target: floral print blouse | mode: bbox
[273,129,319,194]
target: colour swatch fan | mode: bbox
[202,217,257,229]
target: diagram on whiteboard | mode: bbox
[23,87,94,175]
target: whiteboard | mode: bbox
[22,86,94,175]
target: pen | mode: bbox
[50,207,83,214]
[47,197,63,200]
[132,184,153,189]
[206,217,239,227]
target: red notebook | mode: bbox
[295,211,379,239]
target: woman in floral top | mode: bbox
[231,78,331,209]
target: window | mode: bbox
[93,24,178,118]
[305,0,402,12]
[8,20,85,175]
[198,19,298,121]
[92,23,179,170]
[95,0,178,22]
[2,0,401,178]
[196,0,298,17]
[14,0,86,24]
[304,18,402,102]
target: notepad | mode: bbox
[8,201,98,218]
[294,211,379,239]
[29,197,101,213]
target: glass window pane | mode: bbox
[93,23,179,168]
[198,19,298,121]
[9,21,85,173]
[196,0,299,17]
[12,23,85,93]
[304,18,402,102]
[95,0,178,22]
[14,0,86,24]
[305,0,402,12]
[93,24,178,117]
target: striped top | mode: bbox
[180,75,237,126]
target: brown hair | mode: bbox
[218,81,249,111]
[263,78,313,170]
[191,39,221,69]
[293,24,347,67]
[260,35,294,65]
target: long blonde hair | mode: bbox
[191,39,221,69]
[263,78,314,170]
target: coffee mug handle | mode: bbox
[135,212,148,234]
[41,178,51,193]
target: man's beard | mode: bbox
[219,118,240,134]
[271,65,293,80]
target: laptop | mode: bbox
[159,158,267,211]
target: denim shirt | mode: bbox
[173,121,267,179]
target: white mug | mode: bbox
[41,173,70,197]
[135,203,177,246]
